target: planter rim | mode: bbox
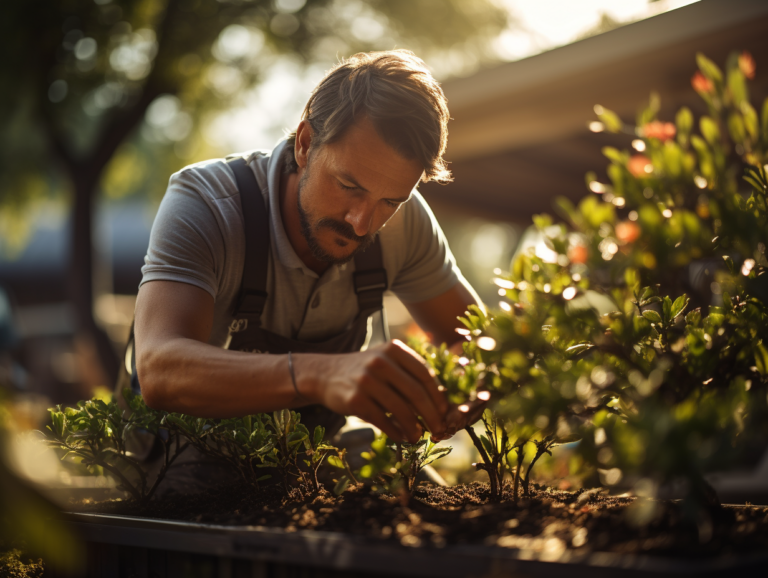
[65,511,768,578]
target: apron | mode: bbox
[221,157,389,438]
[117,156,389,458]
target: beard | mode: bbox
[296,162,376,265]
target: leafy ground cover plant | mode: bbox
[457,51,768,519]
[46,393,356,500]
[162,412,274,490]
[45,391,188,504]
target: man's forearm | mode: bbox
[138,338,310,417]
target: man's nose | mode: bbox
[344,201,375,237]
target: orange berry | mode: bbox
[739,51,756,80]
[568,244,589,264]
[691,71,714,93]
[628,155,652,178]
[615,221,640,244]
[642,120,676,142]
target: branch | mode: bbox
[60,440,143,502]
[88,0,184,174]
[464,426,491,467]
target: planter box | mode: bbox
[59,512,768,578]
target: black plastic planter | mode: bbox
[60,512,768,578]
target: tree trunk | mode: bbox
[70,171,120,387]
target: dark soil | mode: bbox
[76,482,768,558]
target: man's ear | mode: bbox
[294,120,313,170]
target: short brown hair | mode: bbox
[285,50,451,183]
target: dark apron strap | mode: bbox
[353,238,388,317]
[227,157,269,322]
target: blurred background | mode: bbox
[1,0,767,492]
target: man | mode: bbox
[133,50,482,462]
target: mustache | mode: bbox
[316,217,371,244]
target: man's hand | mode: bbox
[428,337,489,441]
[431,395,488,442]
[299,339,449,443]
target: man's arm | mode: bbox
[404,278,483,347]
[135,280,449,442]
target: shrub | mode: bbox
[457,51,768,514]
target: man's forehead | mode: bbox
[320,119,424,191]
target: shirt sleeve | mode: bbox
[140,168,227,300]
[389,192,463,303]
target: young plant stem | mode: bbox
[522,440,554,497]
[464,425,499,499]
[513,444,525,503]
[64,440,143,502]
[144,433,189,503]
[337,449,359,485]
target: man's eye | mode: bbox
[385,200,401,208]
[337,181,355,191]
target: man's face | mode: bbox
[294,117,424,265]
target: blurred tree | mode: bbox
[0,0,510,384]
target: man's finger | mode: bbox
[389,340,449,415]
[355,399,407,443]
[372,354,446,438]
[441,398,488,438]
[368,383,424,443]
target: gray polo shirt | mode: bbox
[140,140,465,348]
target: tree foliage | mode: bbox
[0,0,511,383]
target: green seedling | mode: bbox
[464,410,509,501]
[351,432,452,501]
[394,436,452,494]
[521,435,560,497]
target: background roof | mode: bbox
[421,0,768,221]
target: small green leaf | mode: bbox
[727,113,746,145]
[676,106,693,143]
[595,106,623,133]
[742,102,759,141]
[313,426,324,447]
[334,477,351,495]
[762,97,768,147]
[722,255,735,274]
[642,310,662,324]
[641,286,656,301]
[727,68,748,107]
[671,295,689,319]
[602,146,625,164]
[662,296,673,321]
[700,117,720,147]
[754,342,768,376]
[640,296,662,307]
[326,455,344,469]
[532,214,553,230]
[696,52,723,83]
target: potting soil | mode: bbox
[75,482,768,558]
